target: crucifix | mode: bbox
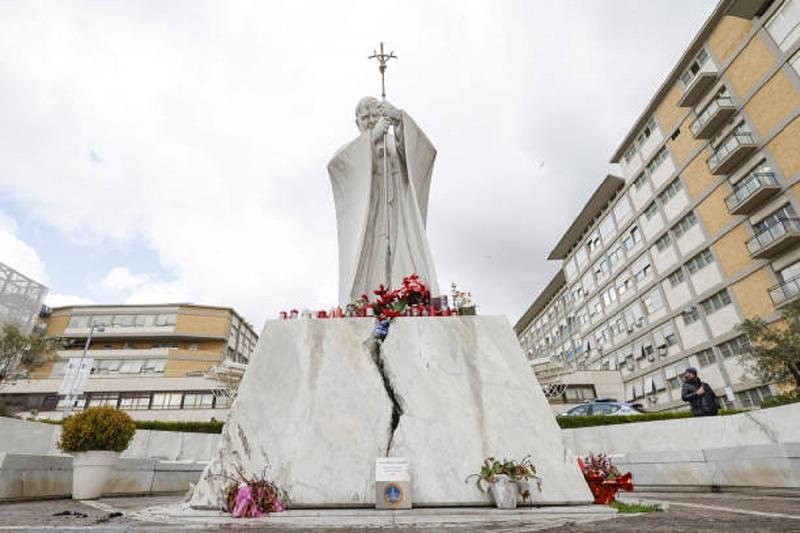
[368,42,397,290]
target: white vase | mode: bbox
[71,451,119,500]
[489,474,518,509]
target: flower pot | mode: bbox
[489,474,518,509]
[459,306,476,316]
[71,451,119,500]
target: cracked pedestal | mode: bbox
[189,317,591,508]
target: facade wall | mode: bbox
[0,304,257,421]
[518,1,800,412]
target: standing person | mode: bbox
[681,367,720,416]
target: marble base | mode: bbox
[189,317,591,508]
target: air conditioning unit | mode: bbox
[657,345,668,356]
[647,354,656,362]
[626,325,635,333]
[635,318,644,327]
[626,362,635,371]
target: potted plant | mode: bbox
[465,456,542,508]
[58,406,136,500]
[577,453,633,504]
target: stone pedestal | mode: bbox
[189,317,591,508]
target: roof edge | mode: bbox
[514,269,567,334]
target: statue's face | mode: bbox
[356,99,380,132]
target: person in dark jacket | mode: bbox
[681,367,719,416]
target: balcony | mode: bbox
[725,171,780,215]
[690,96,736,139]
[769,275,800,307]
[746,218,800,259]
[679,71,718,107]
[708,131,758,175]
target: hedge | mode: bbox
[40,417,224,434]
[760,391,800,409]
[556,409,743,429]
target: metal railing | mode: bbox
[746,218,800,255]
[724,171,778,211]
[769,275,800,306]
[690,96,735,136]
[708,131,757,169]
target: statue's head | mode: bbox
[355,96,380,133]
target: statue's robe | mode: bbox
[328,112,439,306]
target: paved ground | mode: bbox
[0,492,799,531]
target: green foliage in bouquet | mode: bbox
[58,406,136,453]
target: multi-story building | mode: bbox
[0,262,48,334]
[0,303,258,421]
[516,0,800,412]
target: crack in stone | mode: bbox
[369,326,404,456]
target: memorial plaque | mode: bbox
[375,457,411,509]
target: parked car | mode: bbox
[557,398,645,417]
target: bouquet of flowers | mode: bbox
[577,453,633,504]
[222,468,287,518]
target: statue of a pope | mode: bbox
[328,97,439,306]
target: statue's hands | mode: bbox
[378,101,402,124]
[371,117,391,143]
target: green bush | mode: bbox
[58,407,137,453]
[556,409,743,429]
[132,419,224,434]
[760,391,800,409]
[43,417,224,434]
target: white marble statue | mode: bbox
[328,97,439,306]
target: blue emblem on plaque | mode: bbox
[383,483,403,504]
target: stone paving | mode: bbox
[0,492,799,531]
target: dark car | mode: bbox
[557,398,646,417]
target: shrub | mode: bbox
[760,391,800,409]
[58,407,136,453]
[43,417,224,434]
[556,409,743,429]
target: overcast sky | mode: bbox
[0,0,717,328]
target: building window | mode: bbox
[644,202,659,220]
[67,315,91,328]
[766,0,800,51]
[685,248,715,274]
[119,360,144,374]
[608,246,624,268]
[681,48,710,88]
[643,289,665,314]
[672,211,698,238]
[616,273,633,295]
[658,177,683,204]
[119,393,151,410]
[155,313,177,326]
[183,392,215,409]
[683,306,701,325]
[614,196,633,223]
[112,314,135,327]
[695,348,717,367]
[667,268,685,287]
[624,145,637,164]
[143,359,166,373]
[655,233,672,252]
[654,324,678,349]
[754,203,797,234]
[622,226,642,250]
[87,393,119,408]
[151,392,183,410]
[736,385,774,408]
[92,315,113,327]
[718,335,749,358]
[645,147,669,176]
[667,376,681,390]
[632,257,653,283]
[700,289,732,315]
[135,314,156,327]
[633,172,648,190]
[636,118,656,144]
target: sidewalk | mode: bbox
[0,492,799,531]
